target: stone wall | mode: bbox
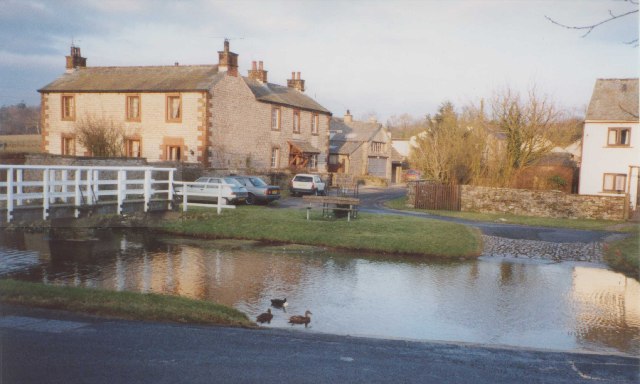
[460,185,626,221]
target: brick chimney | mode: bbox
[287,71,305,92]
[344,110,353,124]
[218,39,239,77]
[65,45,87,73]
[248,60,268,83]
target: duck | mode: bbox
[288,310,312,327]
[256,308,273,324]
[270,298,288,308]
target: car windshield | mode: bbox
[295,176,313,182]
[249,177,268,187]
[224,177,243,186]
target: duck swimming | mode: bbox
[288,310,312,327]
[256,308,273,324]
[270,298,288,308]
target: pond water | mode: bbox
[1,229,638,355]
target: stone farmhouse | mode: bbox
[579,78,639,212]
[37,41,332,172]
[329,110,397,182]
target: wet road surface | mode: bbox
[1,305,638,384]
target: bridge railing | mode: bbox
[172,181,236,215]
[0,165,176,222]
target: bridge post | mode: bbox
[7,167,13,223]
[144,169,151,212]
[93,170,100,202]
[168,171,174,209]
[61,170,68,203]
[117,169,124,215]
[183,183,188,212]
[74,169,81,218]
[43,169,50,220]
[16,169,23,206]
[217,182,223,215]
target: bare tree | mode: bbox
[74,116,126,157]
[386,113,427,139]
[410,102,486,185]
[487,88,559,186]
[546,0,639,46]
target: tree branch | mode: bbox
[545,8,638,38]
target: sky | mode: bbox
[0,0,638,123]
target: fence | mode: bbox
[0,165,175,222]
[172,181,236,215]
[410,180,461,211]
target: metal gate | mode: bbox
[413,180,461,211]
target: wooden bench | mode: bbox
[302,195,360,221]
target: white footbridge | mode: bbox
[0,165,233,223]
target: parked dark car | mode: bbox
[231,176,281,205]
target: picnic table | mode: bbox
[302,195,360,221]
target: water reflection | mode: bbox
[0,230,638,355]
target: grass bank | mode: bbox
[0,279,254,327]
[160,206,483,258]
[385,197,632,232]
[604,230,640,278]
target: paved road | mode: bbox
[279,185,617,243]
[1,305,638,384]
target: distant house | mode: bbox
[390,139,411,183]
[329,111,394,182]
[38,42,331,172]
[579,78,639,211]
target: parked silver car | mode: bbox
[230,176,281,205]
[176,177,248,204]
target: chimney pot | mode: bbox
[259,61,263,70]
[252,61,257,70]
[344,110,353,123]
[287,71,305,92]
[218,40,239,76]
[65,44,87,72]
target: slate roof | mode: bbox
[288,140,320,154]
[330,117,382,142]
[391,147,405,163]
[39,65,222,93]
[329,117,384,155]
[39,64,331,115]
[585,78,639,122]
[330,141,363,155]
[243,78,331,114]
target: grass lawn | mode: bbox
[0,279,254,327]
[385,197,633,232]
[160,205,483,258]
[604,229,640,278]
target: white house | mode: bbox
[579,78,639,211]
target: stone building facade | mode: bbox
[329,111,392,182]
[38,42,331,173]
